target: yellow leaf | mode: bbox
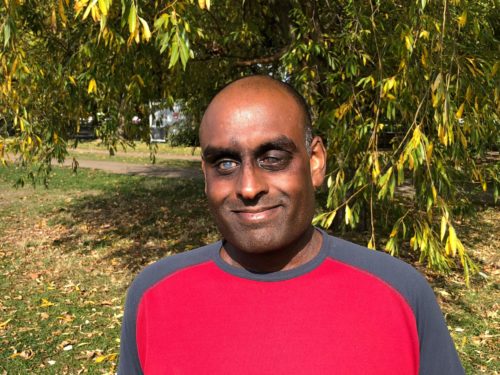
[409,235,416,249]
[432,185,437,200]
[345,205,351,225]
[206,0,211,10]
[69,75,76,85]
[58,0,67,25]
[88,78,96,94]
[420,52,427,67]
[455,102,465,119]
[324,211,336,229]
[139,17,151,42]
[51,8,57,32]
[388,76,396,91]
[367,238,375,249]
[459,133,467,148]
[448,226,458,257]
[40,298,55,308]
[404,35,412,51]
[458,11,467,28]
[82,0,97,20]
[432,72,442,93]
[492,61,499,77]
[419,30,429,39]
[0,318,12,329]
[426,142,433,160]
[465,86,473,102]
[98,0,108,16]
[440,216,447,241]
[197,0,206,9]
[371,155,380,180]
[94,353,118,363]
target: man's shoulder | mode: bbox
[324,233,434,314]
[126,241,220,302]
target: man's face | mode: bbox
[200,83,325,254]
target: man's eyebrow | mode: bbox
[202,136,298,161]
[254,136,298,155]
[202,146,239,161]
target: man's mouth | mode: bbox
[231,205,281,223]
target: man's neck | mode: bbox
[220,227,323,273]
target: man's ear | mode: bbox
[201,158,208,195]
[309,136,327,188]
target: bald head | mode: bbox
[200,76,313,152]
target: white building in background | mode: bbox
[149,101,185,143]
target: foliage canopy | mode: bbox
[1,0,499,281]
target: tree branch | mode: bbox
[232,45,290,67]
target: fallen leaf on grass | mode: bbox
[10,348,34,360]
[95,353,118,363]
[57,313,75,323]
[28,272,40,280]
[40,298,55,307]
[0,318,12,329]
[40,312,49,320]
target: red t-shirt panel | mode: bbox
[136,259,419,375]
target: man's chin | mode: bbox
[223,229,292,255]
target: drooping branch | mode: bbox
[232,45,290,67]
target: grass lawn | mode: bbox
[0,165,498,374]
[66,150,201,169]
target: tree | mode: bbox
[1,0,498,281]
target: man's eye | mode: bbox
[215,160,238,173]
[258,153,290,170]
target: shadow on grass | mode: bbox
[51,175,219,273]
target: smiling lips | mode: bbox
[232,205,281,223]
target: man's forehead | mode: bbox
[202,87,301,134]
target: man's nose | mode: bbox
[236,162,268,201]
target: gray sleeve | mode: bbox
[117,283,144,375]
[414,279,465,375]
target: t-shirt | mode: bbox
[118,229,464,374]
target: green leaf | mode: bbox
[154,13,170,31]
[3,23,10,47]
[179,37,189,69]
[168,39,179,69]
[128,3,137,34]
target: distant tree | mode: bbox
[1,0,498,281]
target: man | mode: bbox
[118,76,464,374]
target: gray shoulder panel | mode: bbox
[327,235,464,375]
[117,242,220,375]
